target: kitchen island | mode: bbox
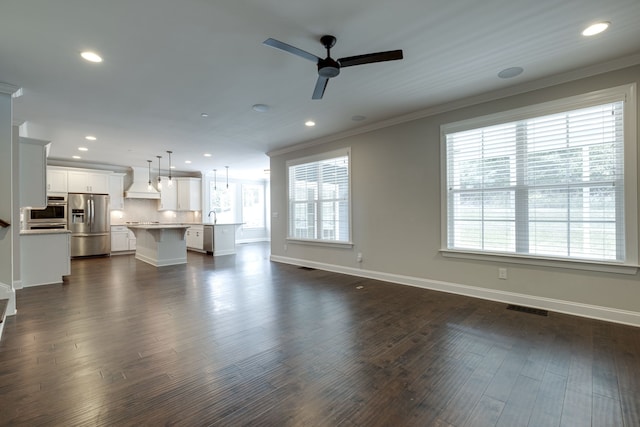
[127,225,190,267]
[203,223,243,256]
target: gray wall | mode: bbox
[269,65,640,324]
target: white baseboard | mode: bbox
[135,253,186,267]
[236,238,270,244]
[270,255,640,328]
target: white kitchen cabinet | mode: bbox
[186,225,204,251]
[111,225,136,253]
[109,173,125,210]
[157,177,177,211]
[111,228,129,252]
[20,230,70,286]
[47,167,68,194]
[19,137,49,208]
[128,230,136,250]
[68,170,110,194]
[177,178,201,211]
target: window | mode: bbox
[242,184,265,229]
[209,182,236,223]
[287,148,351,243]
[442,85,637,266]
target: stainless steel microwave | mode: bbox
[25,195,67,223]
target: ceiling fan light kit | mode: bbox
[263,34,403,100]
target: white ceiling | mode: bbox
[2,0,639,179]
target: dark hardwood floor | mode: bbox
[1,242,639,426]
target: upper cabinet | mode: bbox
[19,137,49,208]
[109,173,125,210]
[47,167,68,194]
[157,177,177,211]
[67,170,110,194]
[177,178,201,211]
[157,177,200,211]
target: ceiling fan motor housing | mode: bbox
[318,57,340,78]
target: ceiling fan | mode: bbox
[263,35,403,100]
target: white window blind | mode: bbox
[287,149,350,243]
[443,87,635,264]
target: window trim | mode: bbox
[440,84,637,271]
[286,147,352,246]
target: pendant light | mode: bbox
[147,160,153,190]
[213,169,217,190]
[166,150,173,187]
[225,166,229,189]
[156,155,162,190]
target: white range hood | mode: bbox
[124,166,160,199]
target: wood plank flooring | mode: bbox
[1,242,639,426]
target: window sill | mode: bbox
[440,249,639,275]
[287,238,354,249]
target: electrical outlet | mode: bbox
[356,253,363,263]
[498,267,507,280]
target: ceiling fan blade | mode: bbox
[338,50,403,68]
[263,38,320,63]
[312,76,329,100]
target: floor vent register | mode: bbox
[506,304,549,317]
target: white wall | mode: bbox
[0,85,18,317]
[269,65,640,326]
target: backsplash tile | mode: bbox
[110,198,199,224]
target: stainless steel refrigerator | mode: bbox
[68,193,111,257]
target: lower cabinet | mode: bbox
[186,225,204,251]
[111,226,136,253]
[20,231,70,287]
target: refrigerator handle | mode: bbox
[88,199,93,228]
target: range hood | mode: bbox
[125,166,160,199]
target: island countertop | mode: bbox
[126,224,191,230]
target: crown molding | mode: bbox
[0,82,20,96]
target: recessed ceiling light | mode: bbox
[170,165,176,169]
[80,51,103,63]
[185,160,192,164]
[204,153,212,157]
[201,113,209,118]
[78,147,88,151]
[252,104,269,112]
[582,22,610,36]
[72,155,81,159]
[351,115,366,122]
[85,135,97,141]
[498,67,524,79]
[305,120,316,127]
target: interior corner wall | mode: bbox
[269,64,640,325]
[0,90,16,315]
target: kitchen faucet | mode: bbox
[208,210,217,224]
